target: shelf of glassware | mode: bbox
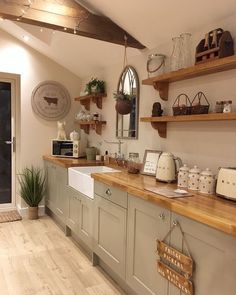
[142,55,236,100]
[76,120,107,135]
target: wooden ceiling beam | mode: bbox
[0,0,145,49]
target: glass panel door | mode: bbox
[0,82,12,204]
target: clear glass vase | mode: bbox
[170,37,182,71]
[180,33,192,68]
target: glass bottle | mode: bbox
[170,37,182,71]
[127,153,140,174]
[180,33,192,68]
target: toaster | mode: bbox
[216,168,236,201]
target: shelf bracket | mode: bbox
[153,82,169,101]
[92,96,103,109]
[80,124,90,134]
[151,122,167,138]
[80,100,90,111]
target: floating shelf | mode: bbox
[140,112,236,138]
[74,93,107,110]
[142,55,236,100]
[76,120,106,135]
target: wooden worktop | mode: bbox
[43,155,104,168]
[91,170,236,237]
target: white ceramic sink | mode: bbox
[68,166,120,199]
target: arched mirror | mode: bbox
[116,66,139,139]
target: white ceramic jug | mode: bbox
[199,168,215,195]
[70,130,79,141]
[156,152,182,183]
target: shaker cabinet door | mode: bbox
[169,213,236,295]
[126,195,170,295]
[66,187,80,234]
[45,162,57,213]
[94,194,127,279]
[55,166,68,221]
[79,194,94,249]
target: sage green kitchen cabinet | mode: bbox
[45,162,57,212]
[93,194,127,280]
[126,194,171,295]
[66,186,94,248]
[169,213,236,295]
[79,194,94,249]
[66,187,80,234]
[44,161,68,222]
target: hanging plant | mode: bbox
[113,91,135,115]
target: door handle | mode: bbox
[4,137,15,152]
[5,140,13,144]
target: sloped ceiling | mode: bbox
[1,0,236,78]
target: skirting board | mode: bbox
[17,204,45,217]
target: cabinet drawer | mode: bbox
[94,181,127,208]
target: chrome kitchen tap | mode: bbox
[104,139,124,159]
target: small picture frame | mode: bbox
[141,150,162,176]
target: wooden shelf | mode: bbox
[74,93,107,110]
[142,55,236,100]
[76,120,106,135]
[140,112,236,138]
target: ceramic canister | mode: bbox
[188,165,201,191]
[199,168,216,195]
[177,164,190,188]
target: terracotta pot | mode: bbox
[28,206,39,220]
[115,99,132,115]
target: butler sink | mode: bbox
[68,166,120,199]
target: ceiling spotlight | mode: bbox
[73,28,77,34]
[0,17,4,21]
[23,35,30,41]
[16,18,20,21]
[40,28,43,32]
[64,27,67,31]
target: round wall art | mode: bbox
[31,80,71,121]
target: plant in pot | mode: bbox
[85,78,105,94]
[18,166,46,220]
[113,91,135,115]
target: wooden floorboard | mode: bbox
[0,216,126,295]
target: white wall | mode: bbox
[81,14,236,174]
[0,29,82,208]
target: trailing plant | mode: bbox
[18,166,46,207]
[85,78,105,94]
[113,91,135,101]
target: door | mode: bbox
[126,195,170,295]
[0,79,16,209]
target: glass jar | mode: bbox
[170,37,182,71]
[127,153,140,174]
[223,100,232,113]
[180,33,192,68]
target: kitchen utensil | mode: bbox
[156,152,182,183]
[216,168,236,201]
[188,166,201,191]
[178,164,190,188]
[199,168,216,195]
[146,53,166,77]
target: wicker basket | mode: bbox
[172,93,192,116]
[191,92,209,114]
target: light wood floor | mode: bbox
[0,216,126,295]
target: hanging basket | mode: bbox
[115,99,132,115]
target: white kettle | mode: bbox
[156,152,182,183]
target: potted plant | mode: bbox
[85,78,105,94]
[113,91,135,115]
[18,166,46,220]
